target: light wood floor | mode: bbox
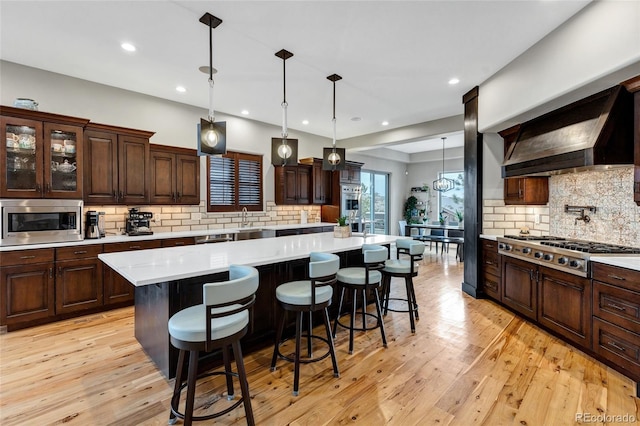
[1,248,638,425]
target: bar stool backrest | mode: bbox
[309,252,340,308]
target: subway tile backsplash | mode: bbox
[482,166,640,247]
[85,202,322,236]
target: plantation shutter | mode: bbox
[208,151,262,212]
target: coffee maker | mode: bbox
[126,207,153,236]
[85,211,101,239]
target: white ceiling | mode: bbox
[0,1,590,154]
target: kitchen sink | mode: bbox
[233,228,276,241]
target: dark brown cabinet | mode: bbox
[502,256,537,321]
[592,262,640,381]
[481,239,501,301]
[83,123,153,205]
[1,106,88,199]
[274,165,310,205]
[621,76,640,205]
[161,237,195,247]
[339,161,363,184]
[150,145,200,205]
[0,249,55,327]
[499,125,549,205]
[537,266,591,348]
[504,177,549,205]
[299,158,332,204]
[54,245,103,315]
[102,240,162,305]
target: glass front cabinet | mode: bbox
[1,107,89,198]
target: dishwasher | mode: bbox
[194,233,235,244]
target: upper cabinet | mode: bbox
[622,76,640,206]
[149,144,200,205]
[299,158,332,204]
[1,106,88,199]
[340,161,363,184]
[499,125,549,205]
[84,123,153,205]
[274,165,310,205]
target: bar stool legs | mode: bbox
[382,274,419,333]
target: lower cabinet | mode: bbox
[502,256,537,321]
[0,249,55,327]
[55,245,103,314]
[103,240,162,305]
[481,239,501,301]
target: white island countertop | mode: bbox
[99,233,404,286]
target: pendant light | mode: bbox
[197,12,226,156]
[322,73,346,171]
[432,137,454,192]
[271,49,298,166]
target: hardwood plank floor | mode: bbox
[1,248,638,425]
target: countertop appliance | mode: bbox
[98,211,105,237]
[126,208,153,236]
[0,199,83,246]
[497,235,640,277]
[85,211,100,239]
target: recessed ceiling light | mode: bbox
[382,121,389,126]
[176,86,186,93]
[241,110,249,115]
[121,42,136,52]
[448,78,460,85]
[302,120,309,125]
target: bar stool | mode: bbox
[168,265,259,426]
[332,244,388,354]
[381,239,424,333]
[270,252,340,396]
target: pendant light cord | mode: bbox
[208,15,215,123]
[281,57,288,139]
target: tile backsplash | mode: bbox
[483,166,640,247]
[85,202,322,236]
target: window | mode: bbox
[360,170,389,234]
[207,151,263,212]
[437,171,464,222]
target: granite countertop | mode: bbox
[99,233,404,286]
[0,222,338,252]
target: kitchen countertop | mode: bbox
[590,256,640,272]
[0,222,338,252]
[99,233,404,286]
[480,234,498,241]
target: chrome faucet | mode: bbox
[241,207,250,228]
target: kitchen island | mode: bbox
[99,233,402,378]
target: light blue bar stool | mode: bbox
[332,244,389,354]
[168,265,259,426]
[270,252,340,396]
[381,238,425,333]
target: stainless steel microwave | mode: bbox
[0,199,83,246]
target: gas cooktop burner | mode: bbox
[539,240,640,254]
[503,235,566,241]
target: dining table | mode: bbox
[404,223,465,259]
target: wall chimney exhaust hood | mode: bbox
[502,85,633,178]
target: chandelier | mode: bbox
[432,137,454,192]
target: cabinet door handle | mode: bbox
[46,182,52,192]
[20,255,36,259]
[119,191,124,199]
[174,242,184,246]
[177,192,181,200]
[36,183,42,193]
[58,266,62,276]
[485,260,495,266]
[113,190,118,201]
[74,250,88,255]
[49,268,53,278]
[129,245,141,250]
[608,341,626,352]
[606,302,626,312]
[607,274,626,281]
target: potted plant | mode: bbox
[404,196,418,224]
[334,215,351,238]
[455,209,463,223]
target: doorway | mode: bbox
[360,170,389,234]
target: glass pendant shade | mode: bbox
[323,74,346,171]
[433,137,454,192]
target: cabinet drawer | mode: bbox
[592,263,640,292]
[56,245,103,261]
[0,249,54,266]
[483,272,501,301]
[103,240,162,253]
[593,317,640,379]
[161,237,195,247]
[482,254,500,276]
[594,281,640,332]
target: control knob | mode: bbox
[534,251,543,259]
[569,260,582,269]
[522,247,532,255]
[542,253,554,261]
[558,257,568,265]
[498,243,512,251]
